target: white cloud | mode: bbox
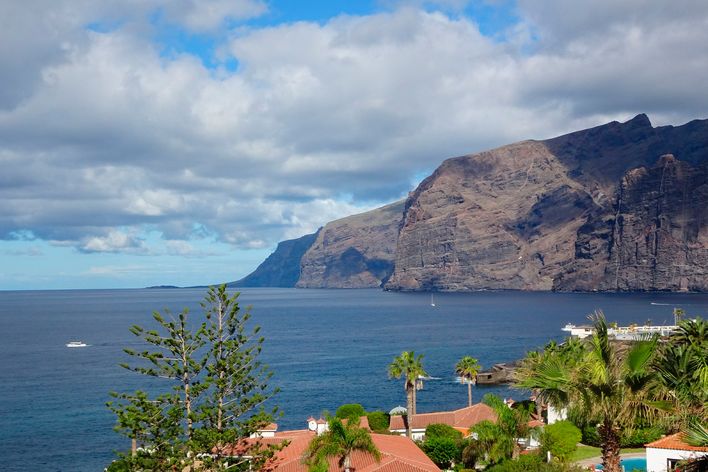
[0,1,706,257]
[81,230,146,253]
[164,0,268,32]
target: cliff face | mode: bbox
[231,231,319,287]
[385,115,708,291]
[296,200,405,288]
[556,155,708,291]
[238,114,707,291]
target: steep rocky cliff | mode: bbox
[231,231,319,287]
[296,200,405,288]
[556,155,708,291]
[239,114,707,291]
[385,114,708,291]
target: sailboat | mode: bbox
[430,293,436,307]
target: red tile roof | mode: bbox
[224,429,441,471]
[389,403,496,432]
[646,433,708,452]
[342,415,371,431]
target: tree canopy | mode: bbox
[107,285,278,471]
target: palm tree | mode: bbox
[303,416,381,472]
[466,394,535,465]
[516,311,663,472]
[455,356,481,407]
[388,351,427,438]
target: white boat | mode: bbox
[66,341,88,348]
[430,293,436,307]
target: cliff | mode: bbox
[231,231,319,287]
[385,114,708,291]
[239,114,707,291]
[556,154,708,291]
[296,200,405,288]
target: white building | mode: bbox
[645,433,708,472]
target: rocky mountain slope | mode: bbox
[237,114,707,291]
[385,114,707,291]
[296,200,405,288]
[231,231,319,287]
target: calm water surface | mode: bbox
[1,288,706,471]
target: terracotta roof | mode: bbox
[389,403,496,432]
[260,423,278,431]
[342,416,372,431]
[224,430,440,471]
[645,433,708,452]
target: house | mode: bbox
[250,423,279,438]
[645,433,708,472]
[388,403,497,440]
[222,418,441,472]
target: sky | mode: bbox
[1,0,708,290]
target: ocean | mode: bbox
[1,288,706,471]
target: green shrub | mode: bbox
[425,423,463,441]
[423,437,461,469]
[541,420,582,462]
[366,410,390,432]
[581,423,664,448]
[581,424,601,447]
[620,426,664,447]
[486,454,586,472]
[335,403,366,419]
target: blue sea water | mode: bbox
[0,288,706,471]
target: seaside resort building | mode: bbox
[645,433,708,472]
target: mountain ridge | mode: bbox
[236,114,708,292]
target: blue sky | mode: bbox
[1,0,707,290]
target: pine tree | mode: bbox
[108,285,279,471]
[195,285,278,464]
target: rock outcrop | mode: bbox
[231,231,319,287]
[385,114,708,291]
[296,200,405,288]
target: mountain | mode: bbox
[239,114,708,292]
[233,200,405,289]
[296,200,405,288]
[230,231,319,287]
[385,114,708,291]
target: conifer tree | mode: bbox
[107,285,278,471]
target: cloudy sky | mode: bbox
[1,0,707,290]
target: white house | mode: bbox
[645,433,708,472]
[546,403,568,425]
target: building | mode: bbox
[645,433,708,472]
[222,418,441,472]
[562,323,681,341]
[388,403,497,440]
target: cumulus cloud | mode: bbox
[1,1,707,257]
[80,230,147,253]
